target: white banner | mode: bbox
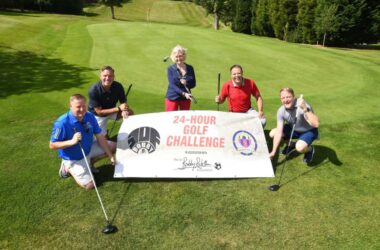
[114,110,274,178]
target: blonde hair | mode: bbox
[280,87,295,97]
[170,45,187,62]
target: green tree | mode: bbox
[232,0,252,34]
[280,0,298,41]
[368,0,380,43]
[268,0,281,38]
[51,0,83,14]
[197,0,234,30]
[0,0,83,14]
[252,0,274,36]
[314,1,338,46]
[314,0,380,46]
[297,0,317,43]
[269,0,298,41]
[337,0,380,45]
[99,0,123,19]
[250,0,258,33]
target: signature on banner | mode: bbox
[174,157,221,171]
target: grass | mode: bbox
[0,1,380,249]
[84,0,213,27]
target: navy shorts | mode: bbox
[283,124,319,145]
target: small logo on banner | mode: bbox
[232,130,258,156]
[214,162,222,170]
[128,127,160,154]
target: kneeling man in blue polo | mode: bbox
[49,94,116,190]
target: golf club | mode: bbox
[268,94,303,192]
[74,128,117,234]
[217,73,221,111]
[108,83,133,138]
[182,80,197,104]
[163,55,169,62]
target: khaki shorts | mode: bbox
[95,113,117,135]
[62,141,108,187]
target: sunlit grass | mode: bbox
[0,5,379,249]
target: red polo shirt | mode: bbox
[220,79,261,112]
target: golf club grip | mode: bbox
[296,94,304,117]
[217,73,221,94]
[217,73,221,111]
[184,86,197,104]
[125,84,132,98]
[73,128,83,146]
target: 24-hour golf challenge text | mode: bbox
[166,115,225,148]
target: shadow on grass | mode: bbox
[271,145,343,189]
[308,145,343,167]
[272,145,343,169]
[337,44,380,51]
[82,11,99,17]
[110,182,132,225]
[0,46,92,97]
[0,10,41,17]
[95,164,118,186]
[95,164,245,185]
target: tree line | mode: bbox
[0,0,124,17]
[0,0,84,14]
[189,0,380,46]
[2,0,379,46]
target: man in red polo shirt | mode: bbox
[215,64,266,127]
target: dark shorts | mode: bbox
[283,124,319,145]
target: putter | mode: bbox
[74,128,117,234]
[108,83,133,138]
[217,73,221,111]
[268,94,303,192]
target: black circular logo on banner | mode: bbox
[128,127,160,154]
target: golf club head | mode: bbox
[102,223,118,234]
[268,184,280,192]
[163,56,169,62]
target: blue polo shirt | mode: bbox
[50,111,102,161]
[88,81,126,114]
